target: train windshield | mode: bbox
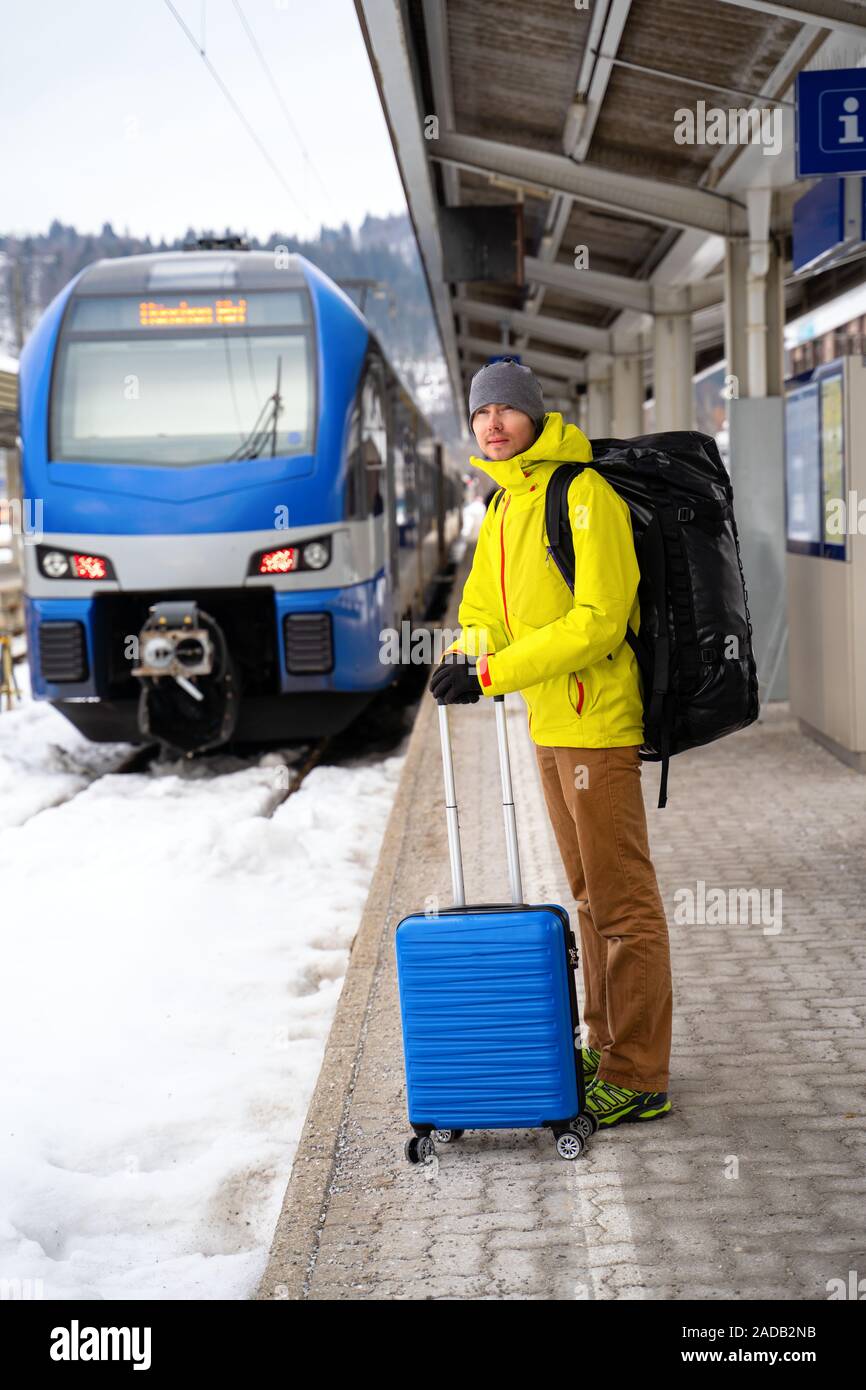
[51,290,316,466]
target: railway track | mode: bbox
[0,727,334,839]
[1,611,433,838]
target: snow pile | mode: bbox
[0,677,406,1299]
[0,664,131,831]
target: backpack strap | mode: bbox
[492,487,506,513]
[640,478,703,809]
[545,461,650,678]
[638,512,672,808]
[544,463,584,587]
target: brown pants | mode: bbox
[535,744,673,1092]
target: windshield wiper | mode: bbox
[225,357,284,462]
[270,356,282,458]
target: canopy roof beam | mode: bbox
[429,133,749,237]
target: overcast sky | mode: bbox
[2,0,408,243]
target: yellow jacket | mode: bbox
[445,412,644,748]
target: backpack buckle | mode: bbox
[677,506,695,522]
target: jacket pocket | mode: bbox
[568,672,585,717]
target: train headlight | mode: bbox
[302,539,330,570]
[37,545,115,580]
[42,550,70,578]
[249,535,331,576]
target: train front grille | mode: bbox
[39,620,89,682]
[283,612,333,674]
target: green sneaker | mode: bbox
[580,1046,601,1086]
[585,1077,672,1127]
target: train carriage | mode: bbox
[18,244,461,751]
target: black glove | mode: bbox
[428,651,482,704]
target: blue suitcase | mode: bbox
[395,694,596,1163]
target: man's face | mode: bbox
[471,403,537,461]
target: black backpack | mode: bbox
[493,431,760,807]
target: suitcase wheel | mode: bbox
[569,1114,597,1139]
[432,1129,464,1144]
[405,1135,436,1165]
[555,1131,586,1160]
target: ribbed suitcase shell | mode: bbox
[395,902,580,1130]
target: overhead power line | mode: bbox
[231,0,337,222]
[162,0,310,227]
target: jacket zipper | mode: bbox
[499,493,514,638]
[569,673,585,716]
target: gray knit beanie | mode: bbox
[468,358,546,432]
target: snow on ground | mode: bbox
[0,664,131,831]
[0,671,407,1300]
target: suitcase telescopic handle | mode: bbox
[436,695,524,908]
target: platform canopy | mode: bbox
[354,0,866,426]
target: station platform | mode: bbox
[256,550,866,1302]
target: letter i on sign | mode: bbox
[839,96,864,146]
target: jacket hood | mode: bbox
[469,411,593,496]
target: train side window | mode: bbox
[346,364,386,520]
[345,398,362,518]
[362,370,387,516]
[400,429,419,541]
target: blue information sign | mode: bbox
[797,69,866,177]
[792,175,864,273]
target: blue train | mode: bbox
[19,242,461,751]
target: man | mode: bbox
[428,358,673,1128]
